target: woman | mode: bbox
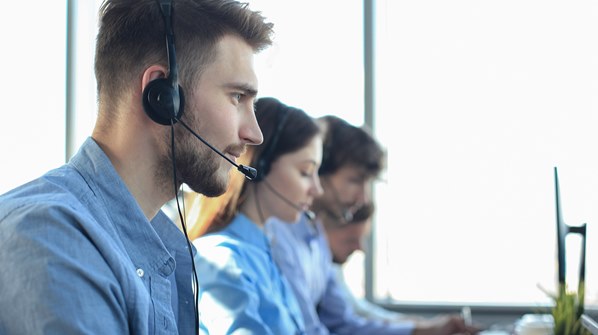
[189,97,323,334]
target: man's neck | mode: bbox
[92,120,171,220]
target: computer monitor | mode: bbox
[554,166,587,292]
[581,314,598,335]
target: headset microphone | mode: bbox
[321,179,354,224]
[263,180,316,221]
[340,207,353,222]
[325,207,352,223]
[305,209,316,221]
[304,208,316,221]
[176,118,257,180]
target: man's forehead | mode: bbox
[337,165,369,179]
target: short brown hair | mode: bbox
[95,0,273,113]
[318,115,385,178]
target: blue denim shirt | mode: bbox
[266,216,414,335]
[0,137,196,334]
[193,214,305,334]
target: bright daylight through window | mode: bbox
[373,0,598,307]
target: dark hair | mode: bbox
[95,0,273,113]
[189,97,320,236]
[250,97,319,181]
[318,115,385,178]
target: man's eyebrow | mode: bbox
[226,83,258,97]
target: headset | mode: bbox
[142,0,185,126]
[142,1,198,333]
[253,104,291,182]
[142,0,256,180]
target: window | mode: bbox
[0,0,364,192]
[373,0,598,307]
[0,0,100,195]
[0,2,67,194]
[249,0,364,125]
[6,0,590,310]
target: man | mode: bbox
[268,115,480,335]
[0,0,273,334]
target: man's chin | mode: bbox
[187,174,228,197]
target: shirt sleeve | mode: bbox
[316,228,414,335]
[193,241,274,335]
[317,268,413,335]
[332,264,410,323]
[275,242,331,335]
[269,222,332,335]
[0,204,130,334]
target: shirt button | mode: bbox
[136,268,144,277]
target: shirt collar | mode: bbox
[293,215,321,245]
[69,137,192,276]
[267,214,321,246]
[226,213,271,252]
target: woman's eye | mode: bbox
[301,169,316,178]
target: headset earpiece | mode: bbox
[143,78,185,125]
[142,0,184,126]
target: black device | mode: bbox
[554,166,587,291]
[143,1,198,333]
[142,0,184,126]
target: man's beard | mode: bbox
[157,125,229,198]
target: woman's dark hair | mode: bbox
[250,97,320,181]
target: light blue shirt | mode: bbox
[266,215,415,335]
[0,137,196,334]
[193,213,305,334]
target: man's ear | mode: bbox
[141,65,168,93]
[140,64,185,126]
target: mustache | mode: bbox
[224,143,248,158]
